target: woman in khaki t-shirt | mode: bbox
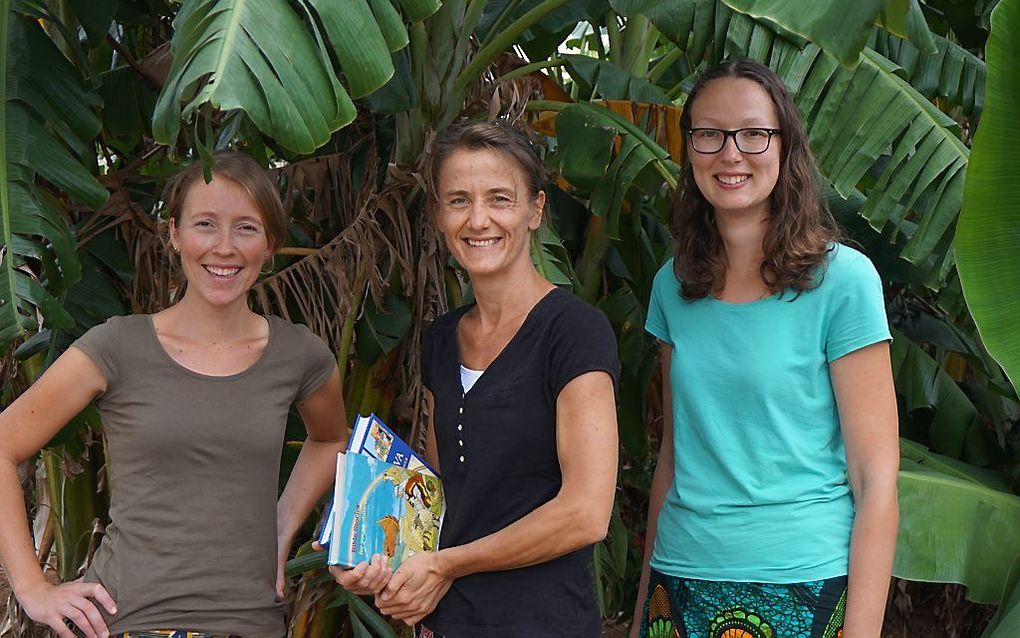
[0,152,347,638]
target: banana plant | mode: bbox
[956,0,1020,392]
[153,0,442,154]
[1,1,107,349]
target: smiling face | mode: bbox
[434,148,545,280]
[169,174,272,309]
[687,76,782,221]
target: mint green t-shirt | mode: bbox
[645,244,891,582]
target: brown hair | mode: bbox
[672,58,839,300]
[162,151,287,251]
[424,121,546,212]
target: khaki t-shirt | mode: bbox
[73,314,336,637]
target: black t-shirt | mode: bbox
[420,287,620,637]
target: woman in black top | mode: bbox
[366,122,619,636]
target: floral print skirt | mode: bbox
[639,569,846,638]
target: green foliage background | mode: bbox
[1,0,1018,635]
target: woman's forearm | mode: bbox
[0,458,48,598]
[276,438,344,543]
[437,487,611,580]
[843,483,898,637]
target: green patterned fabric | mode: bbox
[639,569,846,638]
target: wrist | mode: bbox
[434,548,461,580]
[13,573,51,601]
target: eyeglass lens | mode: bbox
[690,129,774,154]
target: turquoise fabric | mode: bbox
[645,244,891,583]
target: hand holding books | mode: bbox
[320,415,444,598]
[375,550,454,626]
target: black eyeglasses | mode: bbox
[687,128,781,154]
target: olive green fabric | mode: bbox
[73,314,335,637]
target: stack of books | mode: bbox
[319,414,443,569]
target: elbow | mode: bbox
[574,504,612,546]
[582,513,610,545]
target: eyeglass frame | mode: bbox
[686,127,782,155]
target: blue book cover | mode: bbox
[319,414,439,547]
[347,413,437,476]
[327,452,443,569]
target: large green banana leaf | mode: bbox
[895,442,1020,606]
[153,0,437,154]
[956,0,1020,392]
[722,0,888,66]
[722,0,937,66]
[870,28,986,119]
[1,5,107,348]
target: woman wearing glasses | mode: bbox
[631,60,898,638]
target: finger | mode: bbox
[45,615,77,638]
[83,582,118,616]
[71,599,109,638]
[365,555,390,590]
[63,605,96,638]
[369,556,393,590]
[312,541,323,552]
[381,568,410,600]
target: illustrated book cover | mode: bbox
[326,451,444,569]
[319,413,438,548]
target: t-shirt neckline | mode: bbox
[452,286,561,396]
[145,313,275,381]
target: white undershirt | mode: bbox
[460,364,484,394]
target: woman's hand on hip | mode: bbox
[331,553,393,596]
[17,579,116,638]
[375,551,452,626]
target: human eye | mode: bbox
[238,222,261,234]
[195,219,214,229]
[448,196,468,207]
[694,129,720,140]
[492,193,514,206]
[742,128,769,139]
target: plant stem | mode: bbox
[604,11,623,65]
[336,261,367,388]
[648,47,683,83]
[500,58,567,83]
[591,19,608,60]
[453,0,571,95]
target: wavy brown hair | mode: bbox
[672,59,839,300]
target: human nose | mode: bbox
[211,228,237,254]
[466,201,490,229]
[718,133,743,161]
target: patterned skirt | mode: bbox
[639,569,846,638]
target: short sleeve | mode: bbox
[70,317,123,388]
[296,326,338,400]
[825,249,892,362]
[645,261,675,345]
[548,299,620,399]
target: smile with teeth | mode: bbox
[464,238,501,247]
[204,265,243,278]
[716,174,750,185]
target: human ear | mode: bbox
[169,218,180,252]
[528,191,546,230]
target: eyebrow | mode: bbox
[689,118,779,127]
[189,210,264,223]
[443,187,517,197]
